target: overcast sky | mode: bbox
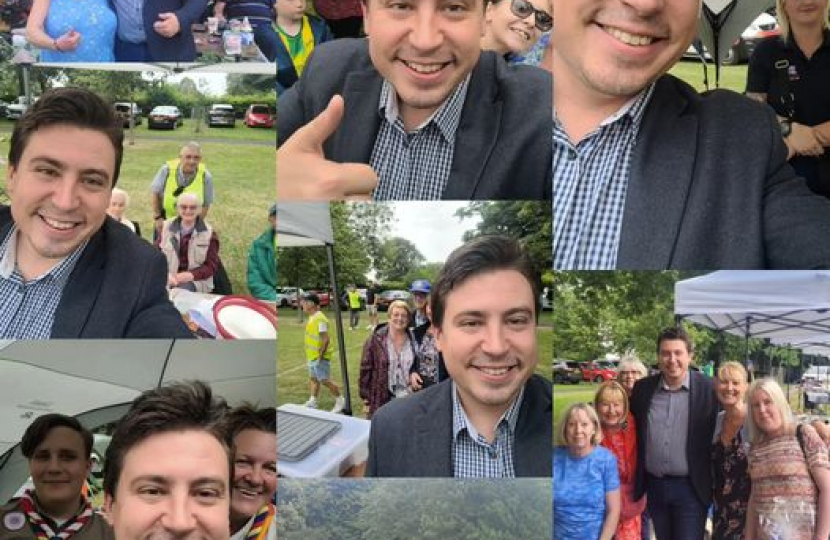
[388,202,481,263]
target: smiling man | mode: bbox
[629,327,717,540]
[0,87,191,338]
[365,235,551,477]
[102,381,231,540]
[552,0,830,269]
[277,0,552,200]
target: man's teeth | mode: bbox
[237,488,260,497]
[606,27,654,46]
[479,366,511,376]
[42,216,76,230]
[405,61,445,74]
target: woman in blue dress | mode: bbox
[554,402,621,540]
[26,0,117,62]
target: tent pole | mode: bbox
[327,244,353,416]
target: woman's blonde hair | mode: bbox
[594,380,630,422]
[387,300,411,318]
[556,403,602,447]
[717,361,749,384]
[776,0,830,41]
[746,378,795,444]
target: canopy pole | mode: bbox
[327,244,352,416]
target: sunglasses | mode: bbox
[510,0,553,32]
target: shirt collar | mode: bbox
[660,370,690,391]
[553,83,655,140]
[378,74,471,141]
[0,225,88,282]
[451,381,525,440]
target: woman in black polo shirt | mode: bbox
[746,0,830,197]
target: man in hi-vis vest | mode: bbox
[302,292,345,413]
[150,141,214,237]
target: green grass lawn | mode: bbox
[277,308,553,418]
[0,135,275,294]
[669,59,749,94]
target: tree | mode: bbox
[227,74,275,95]
[376,237,425,282]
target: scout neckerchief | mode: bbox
[245,503,275,540]
[19,490,93,540]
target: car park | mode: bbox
[554,360,583,385]
[114,102,142,127]
[148,105,183,129]
[580,361,617,383]
[244,104,274,128]
[208,104,236,127]
[377,290,410,311]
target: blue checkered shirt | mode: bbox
[0,226,87,338]
[452,382,523,478]
[553,85,655,269]
[370,76,470,200]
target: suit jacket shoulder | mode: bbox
[618,74,830,269]
[143,0,207,61]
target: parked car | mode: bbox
[114,102,142,127]
[580,361,617,383]
[148,105,183,129]
[554,360,582,385]
[802,366,830,385]
[377,290,410,311]
[244,104,274,128]
[684,13,780,65]
[208,104,235,127]
[5,96,37,120]
[276,286,303,307]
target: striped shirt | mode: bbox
[452,382,523,478]
[223,0,273,24]
[553,85,655,269]
[0,226,87,339]
[370,76,470,200]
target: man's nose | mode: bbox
[159,495,198,535]
[408,8,444,51]
[51,177,80,210]
[481,323,509,356]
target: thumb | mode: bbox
[287,95,345,153]
[158,12,172,20]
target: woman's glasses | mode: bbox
[510,0,553,32]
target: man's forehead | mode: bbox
[367,0,484,9]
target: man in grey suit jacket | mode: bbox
[552,0,830,269]
[0,87,191,338]
[277,0,552,200]
[365,235,552,477]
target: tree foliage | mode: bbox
[376,237,426,282]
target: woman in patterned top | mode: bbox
[0,414,113,540]
[594,381,645,540]
[710,361,751,540]
[744,378,830,540]
[553,403,620,540]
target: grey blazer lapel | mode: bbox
[414,381,455,476]
[617,77,699,269]
[443,56,500,199]
[51,226,107,337]
[330,71,384,164]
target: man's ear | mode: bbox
[102,493,115,525]
[6,164,17,197]
[434,325,444,353]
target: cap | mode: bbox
[410,279,431,294]
[302,292,320,305]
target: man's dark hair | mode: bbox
[9,87,124,186]
[103,381,230,499]
[224,404,276,445]
[656,326,694,355]
[430,235,540,328]
[21,413,93,459]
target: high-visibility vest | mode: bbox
[347,290,361,309]
[304,311,331,361]
[163,159,206,218]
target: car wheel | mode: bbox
[594,376,604,383]
[723,45,740,65]
[554,374,563,384]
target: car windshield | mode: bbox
[153,107,177,114]
[251,106,269,114]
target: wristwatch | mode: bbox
[779,118,792,137]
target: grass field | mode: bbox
[0,132,275,294]
[277,307,553,418]
[669,59,749,94]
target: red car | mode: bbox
[244,104,274,128]
[580,362,617,383]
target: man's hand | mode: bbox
[277,95,378,200]
[175,271,195,284]
[153,12,181,38]
[788,122,825,157]
[409,372,423,391]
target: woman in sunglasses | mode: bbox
[481,0,552,59]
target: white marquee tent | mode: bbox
[0,339,275,501]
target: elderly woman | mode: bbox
[481,0,552,59]
[158,193,220,293]
[616,355,649,397]
[0,414,114,539]
[554,403,620,540]
[359,300,416,419]
[595,381,644,540]
[107,187,137,234]
[711,361,752,540]
[746,0,830,196]
[26,0,116,62]
[744,378,830,540]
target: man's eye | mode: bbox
[138,486,164,497]
[195,489,223,502]
[507,317,530,326]
[36,167,59,177]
